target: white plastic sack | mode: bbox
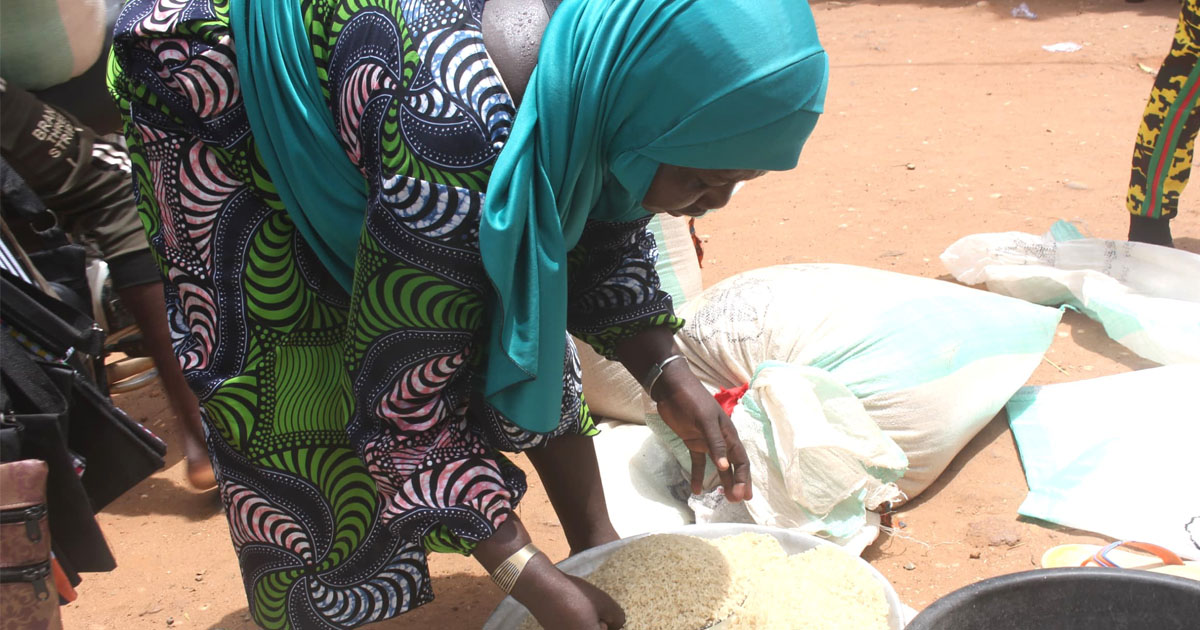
[648,264,1062,504]
[686,487,885,556]
[732,363,907,539]
[577,215,703,423]
[941,220,1200,365]
[591,421,693,538]
[1007,366,1200,560]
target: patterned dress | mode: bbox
[108,0,680,627]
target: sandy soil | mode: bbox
[61,1,1197,629]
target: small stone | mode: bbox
[140,494,150,499]
[166,618,174,627]
[904,562,917,571]
[967,518,1023,548]
[969,551,982,559]
[898,520,908,529]
[976,0,988,6]
[906,163,916,170]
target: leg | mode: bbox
[115,280,215,490]
[0,84,216,489]
[1127,0,1200,247]
[527,433,619,555]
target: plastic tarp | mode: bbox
[1007,365,1200,560]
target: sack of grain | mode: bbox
[648,263,1061,510]
[941,220,1200,365]
[727,363,908,539]
[576,215,703,423]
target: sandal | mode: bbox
[1042,541,1199,581]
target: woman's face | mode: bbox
[641,165,767,217]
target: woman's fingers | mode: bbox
[598,595,625,630]
[696,405,730,472]
[689,450,708,495]
[572,575,625,630]
[722,415,752,501]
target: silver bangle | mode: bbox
[643,354,687,396]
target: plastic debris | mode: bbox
[1011,3,1037,19]
[1042,42,1083,53]
[1062,179,1089,190]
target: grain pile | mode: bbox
[726,546,891,630]
[517,533,890,630]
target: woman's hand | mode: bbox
[518,561,625,630]
[652,359,752,501]
[476,519,624,629]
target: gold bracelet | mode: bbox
[490,543,541,594]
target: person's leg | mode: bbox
[114,279,215,490]
[526,433,620,555]
[1127,0,1200,247]
[1,83,216,489]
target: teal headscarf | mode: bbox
[481,0,829,431]
[230,0,366,290]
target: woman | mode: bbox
[108,0,827,627]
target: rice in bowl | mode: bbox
[518,533,889,630]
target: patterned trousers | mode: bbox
[1128,0,1200,220]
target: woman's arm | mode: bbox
[474,516,625,629]
[567,219,751,501]
[614,327,751,502]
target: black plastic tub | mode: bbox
[906,568,1200,630]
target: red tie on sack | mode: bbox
[713,383,750,416]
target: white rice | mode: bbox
[517,533,889,630]
[724,546,890,630]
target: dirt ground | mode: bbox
[61,1,1197,629]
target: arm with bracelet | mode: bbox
[566,218,752,503]
[615,328,752,500]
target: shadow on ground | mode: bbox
[203,574,501,629]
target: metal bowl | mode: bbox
[482,523,905,630]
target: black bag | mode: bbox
[0,287,166,509]
[0,336,115,575]
[1,271,167,574]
